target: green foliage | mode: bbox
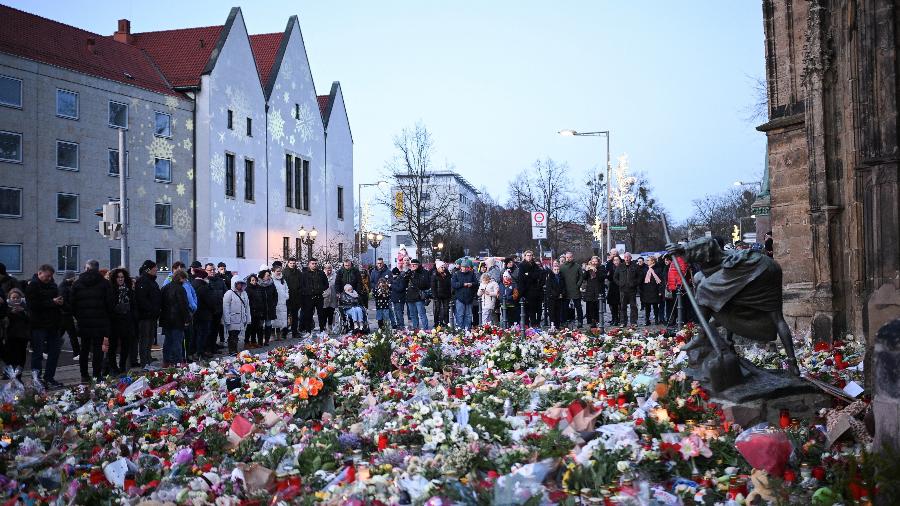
[296,432,340,477]
[366,330,394,382]
[526,429,574,460]
[199,425,229,458]
[231,435,260,462]
[468,410,511,444]
[421,344,448,372]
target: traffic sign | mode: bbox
[532,226,547,240]
[531,211,546,227]
[609,225,627,231]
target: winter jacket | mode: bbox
[559,260,583,299]
[248,280,277,322]
[390,269,407,304]
[486,265,503,285]
[403,268,430,302]
[613,262,641,295]
[666,257,690,292]
[336,267,363,294]
[272,274,289,328]
[338,291,360,309]
[190,278,217,322]
[477,279,500,310]
[71,269,114,335]
[159,280,191,329]
[134,272,162,321]
[5,301,29,342]
[323,272,338,309]
[544,272,567,301]
[581,266,606,302]
[373,284,392,310]
[25,274,61,330]
[431,270,452,299]
[222,278,251,331]
[640,264,665,304]
[498,281,520,308]
[451,269,478,304]
[300,269,329,298]
[0,273,19,296]
[369,265,391,290]
[163,272,198,312]
[207,275,227,316]
[282,266,302,303]
[517,260,544,299]
[111,284,135,323]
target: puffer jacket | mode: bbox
[222,278,251,331]
[272,274,289,328]
[249,279,277,322]
[404,268,430,302]
[666,257,690,291]
[24,274,61,330]
[190,278,216,322]
[71,269,114,335]
[450,269,478,304]
[431,270,451,299]
[498,281,519,308]
[390,269,407,303]
[477,279,500,310]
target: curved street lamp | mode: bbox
[367,231,384,262]
[297,226,318,263]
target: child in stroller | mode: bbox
[338,284,367,332]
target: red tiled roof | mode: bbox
[0,4,178,96]
[317,95,330,119]
[131,25,223,88]
[249,33,282,90]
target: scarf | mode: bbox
[644,267,661,284]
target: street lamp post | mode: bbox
[298,226,318,263]
[435,241,444,261]
[738,215,757,243]
[358,181,388,257]
[367,232,384,262]
[559,129,611,251]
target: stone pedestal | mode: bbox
[874,319,900,453]
[716,392,832,429]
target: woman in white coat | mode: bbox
[272,266,290,339]
[223,277,251,354]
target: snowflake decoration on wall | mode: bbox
[289,134,295,146]
[185,118,193,132]
[294,102,316,143]
[210,153,225,184]
[282,91,290,104]
[225,85,252,140]
[176,183,186,196]
[136,186,147,198]
[186,169,194,180]
[173,207,191,234]
[165,96,179,110]
[182,139,192,151]
[147,137,174,164]
[213,211,227,242]
[269,109,286,143]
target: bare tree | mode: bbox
[383,122,458,261]
[743,74,769,123]
[611,173,667,252]
[688,188,756,240]
[508,158,575,255]
[577,168,607,228]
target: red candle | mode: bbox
[779,409,790,429]
[617,393,626,407]
[378,433,388,452]
[455,386,464,398]
[783,469,796,484]
[345,464,356,483]
[834,351,843,364]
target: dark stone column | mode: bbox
[874,319,900,453]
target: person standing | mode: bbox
[498,271,520,328]
[134,260,161,369]
[159,270,191,366]
[299,259,328,334]
[581,256,606,327]
[222,277,250,353]
[257,271,279,346]
[2,288,29,374]
[764,231,774,257]
[559,251,584,328]
[0,263,19,295]
[430,260,451,327]
[71,260,114,381]
[282,257,302,339]
[204,263,227,352]
[640,256,664,325]
[477,272,500,326]
[271,266,290,339]
[664,254,690,327]
[321,263,338,332]
[517,250,544,327]
[390,267,406,329]
[244,274,263,348]
[372,277,392,331]
[369,258,391,311]
[109,268,136,372]
[544,262,567,329]
[605,250,621,325]
[58,271,81,363]
[450,259,478,329]
[190,268,217,360]
[485,258,503,285]
[614,253,641,326]
[403,259,430,330]
[25,264,64,388]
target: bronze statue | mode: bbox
[666,237,800,376]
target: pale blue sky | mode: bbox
[10,1,767,222]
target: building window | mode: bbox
[56,89,78,119]
[0,244,22,273]
[284,154,309,211]
[154,203,172,228]
[244,158,254,201]
[283,237,290,259]
[108,100,128,128]
[0,75,22,108]
[294,103,299,119]
[295,238,301,257]
[227,109,233,130]
[154,111,171,137]
[236,232,245,258]
[179,249,192,267]
[56,140,79,170]
[56,193,79,222]
[110,248,121,269]
[154,158,172,182]
[108,149,129,176]
[57,245,79,272]
[246,117,252,137]
[0,131,22,163]
[0,187,22,218]
[155,249,172,272]
[337,186,344,220]
[225,153,235,197]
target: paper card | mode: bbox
[842,381,864,398]
[825,414,852,447]
[228,415,255,446]
[103,457,130,488]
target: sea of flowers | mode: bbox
[0,322,886,505]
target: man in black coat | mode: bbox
[282,257,302,339]
[134,260,161,368]
[25,264,64,388]
[605,249,621,325]
[299,258,328,333]
[204,262,226,351]
[159,270,191,367]
[71,259,114,382]
[337,259,365,325]
[190,268,217,360]
[613,252,641,325]
[516,250,544,326]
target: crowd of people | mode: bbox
[0,240,717,388]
